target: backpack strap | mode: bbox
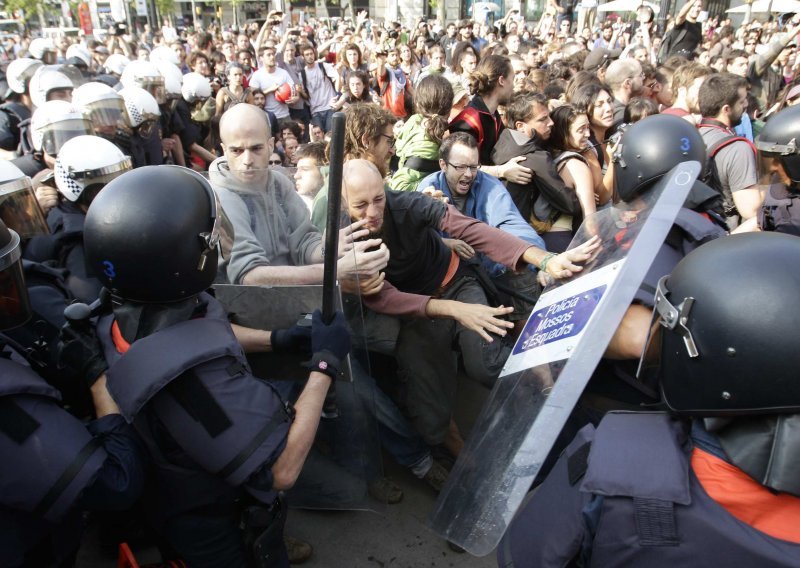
[707,134,757,158]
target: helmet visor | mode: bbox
[0,230,32,330]
[138,77,167,105]
[85,98,129,130]
[0,177,49,239]
[41,118,95,156]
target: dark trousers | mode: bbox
[395,276,512,445]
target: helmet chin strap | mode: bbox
[705,414,800,498]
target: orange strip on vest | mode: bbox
[111,320,131,354]
[691,447,800,543]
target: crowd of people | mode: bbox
[3,1,800,566]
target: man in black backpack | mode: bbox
[298,43,338,134]
[698,73,762,230]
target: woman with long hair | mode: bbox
[336,42,368,93]
[571,83,615,202]
[542,104,597,252]
[398,43,421,86]
[390,75,454,191]
[330,69,377,110]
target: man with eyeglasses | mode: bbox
[418,132,545,325]
[341,158,598,458]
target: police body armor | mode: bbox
[583,413,800,567]
[0,357,107,523]
[758,183,800,236]
[98,292,292,521]
[0,101,32,155]
[502,412,800,567]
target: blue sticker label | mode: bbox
[513,284,607,354]
[102,260,116,279]
[680,137,691,152]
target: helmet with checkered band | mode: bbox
[54,135,132,203]
[120,60,166,104]
[30,100,94,156]
[7,58,43,94]
[29,66,74,109]
[119,86,160,137]
[181,72,211,104]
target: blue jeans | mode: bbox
[311,109,334,133]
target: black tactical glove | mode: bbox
[58,304,108,387]
[270,324,312,354]
[306,310,351,380]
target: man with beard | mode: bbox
[604,58,645,126]
[342,158,599,454]
[450,55,532,185]
[698,73,762,229]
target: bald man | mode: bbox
[210,103,388,286]
[342,159,598,452]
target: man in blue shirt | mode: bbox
[418,132,544,324]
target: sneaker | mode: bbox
[368,477,404,504]
[284,535,313,565]
[422,460,449,493]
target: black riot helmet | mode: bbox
[613,114,707,202]
[755,104,800,186]
[653,233,800,416]
[83,165,233,303]
[0,218,32,330]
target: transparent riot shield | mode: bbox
[208,158,383,512]
[427,161,701,555]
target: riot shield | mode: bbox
[427,161,701,555]
[207,128,383,511]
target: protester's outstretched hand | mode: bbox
[546,235,601,279]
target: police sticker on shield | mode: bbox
[428,161,702,556]
[501,259,624,377]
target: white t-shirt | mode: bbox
[249,66,294,119]
[303,62,338,114]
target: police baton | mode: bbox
[320,111,346,418]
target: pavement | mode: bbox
[76,378,498,568]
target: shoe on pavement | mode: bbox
[368,477,404,504]
[285,535,313,565]
[423,460,449,493]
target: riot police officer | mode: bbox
[754,104,800,235]
[0,216,144,567]
[82,165,350,567]
[24,135,132,302]
[500,232,800,567]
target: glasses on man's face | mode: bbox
[746,42,757,46]
[380,133,395,147]
[446,162,480,174]
[269,159,282,165]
